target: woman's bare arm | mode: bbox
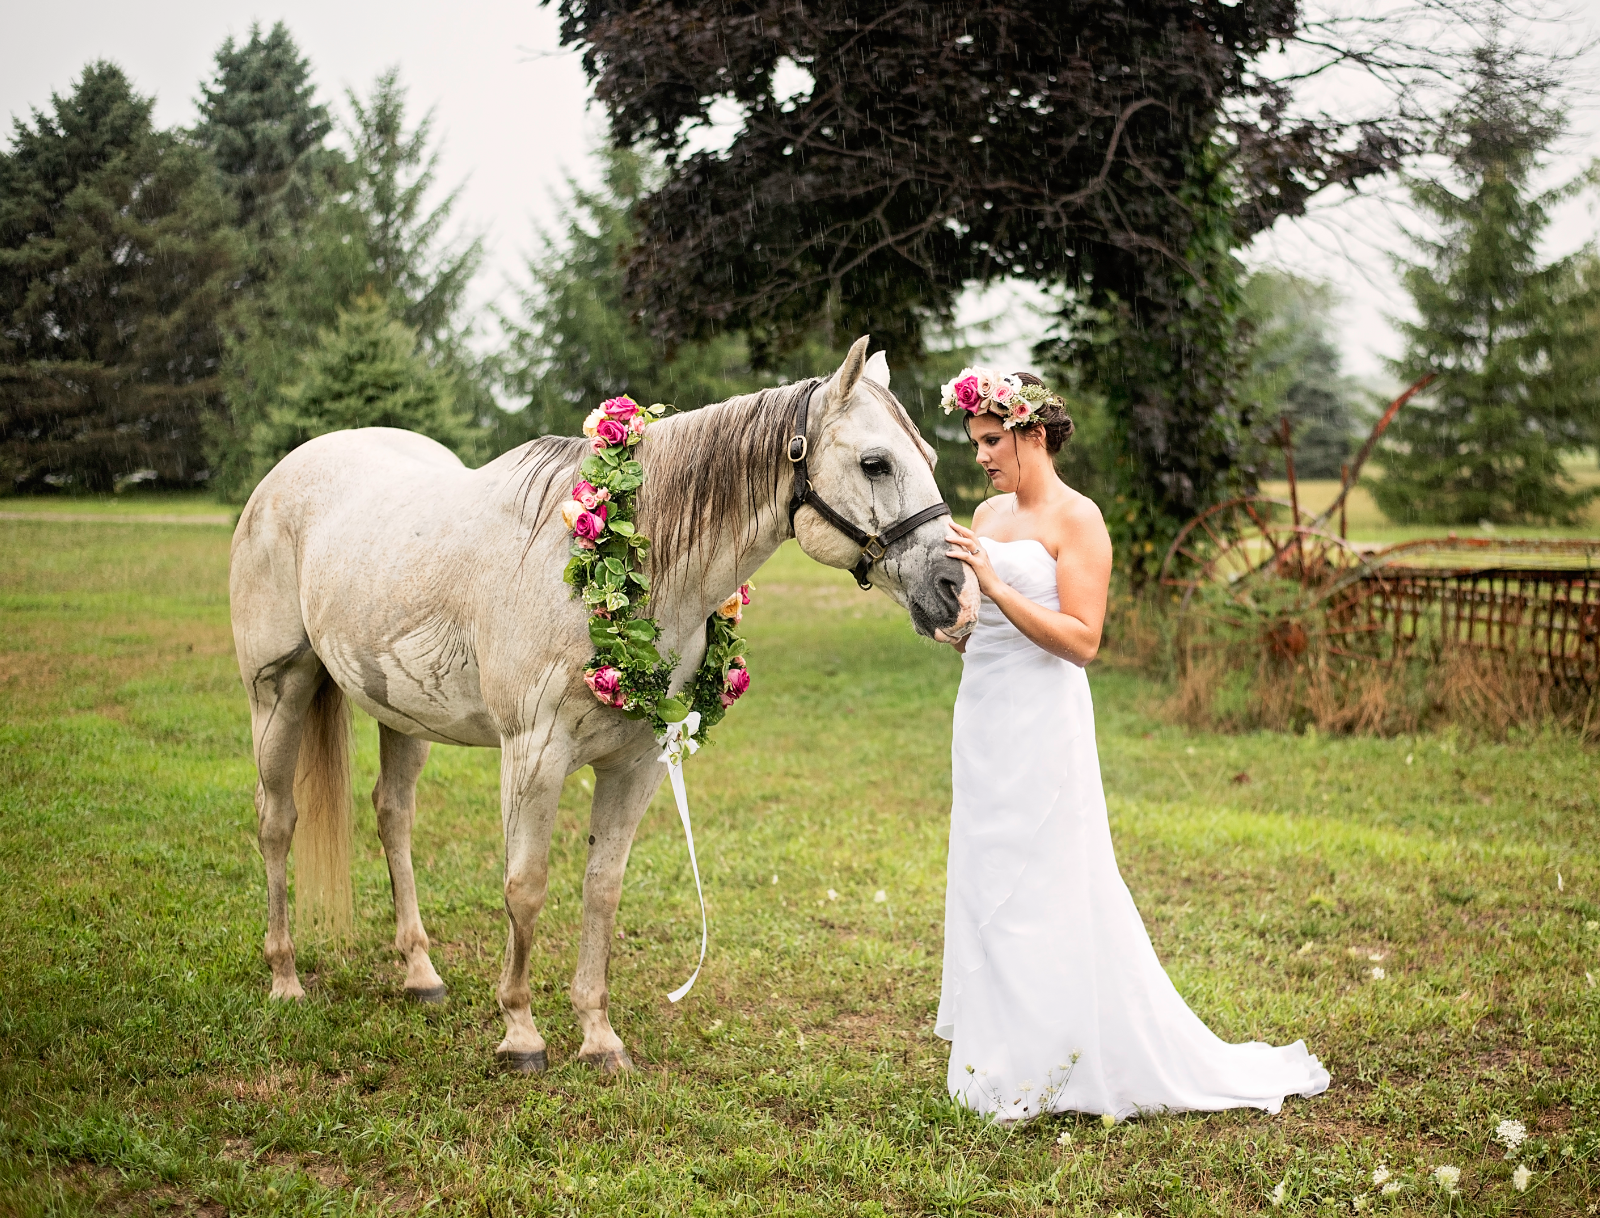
[946,499,1112,666]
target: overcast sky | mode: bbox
[6,1,1600,392]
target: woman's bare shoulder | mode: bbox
[1050,489,1111,557]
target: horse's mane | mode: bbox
[634,379,822,582]
[511,374,931,589]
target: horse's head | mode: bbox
[794,336,979,641]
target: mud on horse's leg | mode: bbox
[572,750,665,1073]
[373,725,446,1003]
[494,732,567,1073]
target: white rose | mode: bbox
[560,500,584,530]
[972,368,996,399]
[581,406,606,438]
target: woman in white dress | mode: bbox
[935,368,1330,1123]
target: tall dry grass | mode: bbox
[1163,636,1599,744]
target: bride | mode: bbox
[935,368,1330,1123]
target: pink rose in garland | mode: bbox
[572,505,607,545]
[601,395,640,422]
[572,480,608,511]
[952,376,982,414]
[720,659,751,707]
[594,417,629,447]
[584,665,626,707]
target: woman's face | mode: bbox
[969,413,1020,493]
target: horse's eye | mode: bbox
[860,453,891,478]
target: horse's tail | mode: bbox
[294,677,354,939]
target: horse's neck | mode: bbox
[642,393,797,635]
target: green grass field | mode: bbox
[2,514,1598,1216]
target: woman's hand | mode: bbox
[947,522,1005,597]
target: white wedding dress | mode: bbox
[936,537,1330,1122]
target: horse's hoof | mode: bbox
[496,1048,548,1075]
[268,981,305,1002]
[578,1048,634,1075]
[405,983,448,1006]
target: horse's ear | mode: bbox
[827,335,873,406]
[863,350,890,388]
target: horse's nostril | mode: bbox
[938,574,962,609]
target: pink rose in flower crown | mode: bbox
[584,665,626,707]
[952,376,983,413]
[572,507,607,543]
[572,480,606,511]
[628,413,649,435]
[1007,401,1031,426]
[720,662,751,707]
[594,417,629,447]
[991,379,1013,403]
[600,395,639,422]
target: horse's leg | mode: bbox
[494,731,568,1073]
[572,751,664,1073]
[245,654,325,1001]
[373,725,446,1002]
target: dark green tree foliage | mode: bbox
[346,69,483,351]
[1238,270,1359,479]
[549,0,1404,575]
[212,59,491,499]
[194,22,333,247]
[498,149,761,442]
[253,289,474,468]
[1375,43,1600,525]
[0,63,241,492]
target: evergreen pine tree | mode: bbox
[0,62,241,491]
[345,68,481,351]
[497,148,759,442]
[1374,40,1600,525]
[252,289,476,470]
[1238,271,1360,479]
[194,22,334,248]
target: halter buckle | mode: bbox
[787,435,808,463]
[861,536,887,563]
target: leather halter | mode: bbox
[786,380,953,590]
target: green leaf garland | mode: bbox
[564,395,753,742]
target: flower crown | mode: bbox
[939,366,1064,430]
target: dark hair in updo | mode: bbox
[1012,371,1076,455]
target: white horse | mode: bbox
[229,338,977,1072]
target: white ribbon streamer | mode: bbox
[658,711,706,1003]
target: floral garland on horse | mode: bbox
[558,395,751,744]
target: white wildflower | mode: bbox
[1433,1165,1461,1193]
[1019,1080,1034,1093]
[873,889,887,903]
[1370,966,1386,980]
[1371,1165,1390,1187]
[1512,1164,1532,1192]
[826,889,838,901]
[1056,1130,1073,1147]
[1381,1181,1403,1196]
[1101,1114,1115,1128]
[1352,1194,1369,1212]
[1405,753,1413,765]
[771,874,778,885]
[1495,1119,1528,1152]
[1269,1180,1286,1207]
[1586,920,1599,932]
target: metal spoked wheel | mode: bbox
[1159,496,1379,669]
